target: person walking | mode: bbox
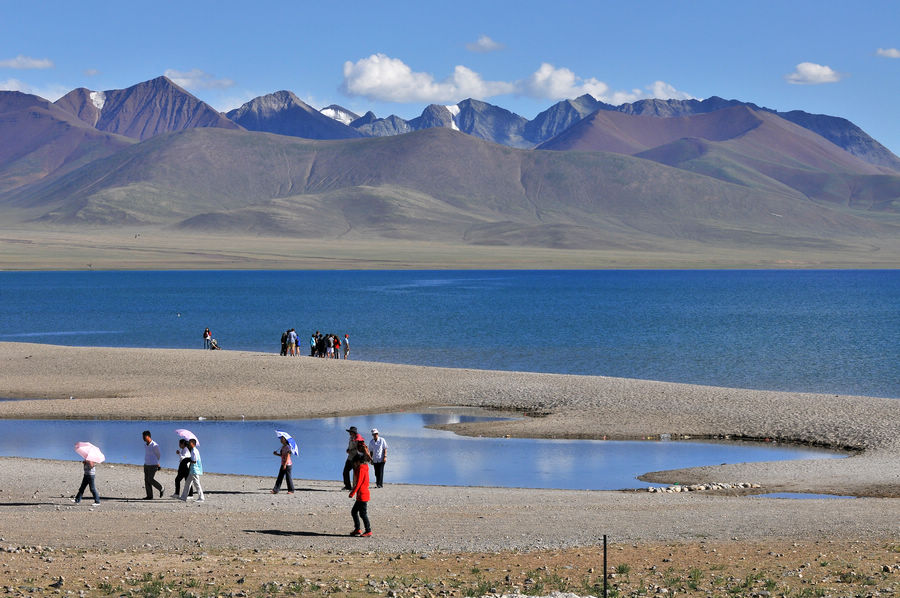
[142,430,163,499]
[368,428,388,488]
[342,426,364,490]
[271,436,295,494]
[348,454,372,537]
[173,439,192,497]
[343,334,350,359]
[72,459,100,505]
[179,438,204,502]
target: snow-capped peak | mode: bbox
[89,91,106,110]
[320,105,358,126]
[444,104,460,130]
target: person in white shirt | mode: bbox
[288,328,298,356]
[179,439,204,502]
[142,430,163,499]
[368,429,388,488]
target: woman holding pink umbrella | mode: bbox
[72,442,103,506]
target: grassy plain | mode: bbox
[2,227,899,271]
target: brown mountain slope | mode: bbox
[538,105,898,210]
[540,106,883,173]
[5,127,897,251]
[54,76,241,140]
[0,91,134,199]
[538,105,765,154]
[637,137,900,211]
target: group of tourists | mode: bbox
[311,331,350,359]
[71,426,388,537]
[203,326,349,357]
[73,430,203,505]
[280,330,350,359]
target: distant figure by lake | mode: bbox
[0,270,896,398]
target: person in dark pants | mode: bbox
[271,436,295,494]
[348,454,372,536]
[342,426,364,490]
[142,430,163,499]
[173,439,192,497]
[72,459,100,505]
[368,428,388,488]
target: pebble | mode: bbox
[646,482,761,493]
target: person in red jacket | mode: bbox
[348,454,372,537]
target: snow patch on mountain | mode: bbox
[445,104,460,130]
[320,105,360,127]
[89,91,106,110]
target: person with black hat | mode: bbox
[342,426,365,490]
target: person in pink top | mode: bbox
[271,436,294,494]
[348,453,371,536]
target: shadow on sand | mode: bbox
[244,529,352,538]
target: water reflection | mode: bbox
[0,412,843,490]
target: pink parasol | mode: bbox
[175,429,199,445]
[74,441,105,464]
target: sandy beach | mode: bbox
[0,341,897,595]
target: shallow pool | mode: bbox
[0,411,844,490]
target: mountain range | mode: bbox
[1,75,899,257]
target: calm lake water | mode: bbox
[0,413,844,490]
[0,270,897,397]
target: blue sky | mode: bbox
[2,0,899,153]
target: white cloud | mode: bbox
[340,54,693,106]
[876,47,900,58]
[466,35,504,53]
[520,63,610,100]
[0,77,29,91]
[0,55,53,69]
[341,53,514,102]
[646,80,695,101]
[164,68,235,90]
[83,68,100,77]
[785,62,842,84]
[519,64,694,105]
[0,78,69,100]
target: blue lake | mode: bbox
[0,270,897,397]
[0,412,844,490]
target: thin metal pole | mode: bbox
[603,534,608,598]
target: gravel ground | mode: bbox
[0,458,898,554]
[0,341,898,556]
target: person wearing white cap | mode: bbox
[368,429,388,488]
